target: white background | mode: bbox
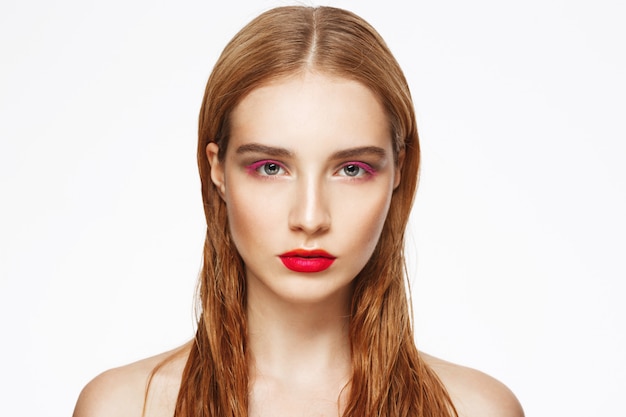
[1,0,624,416]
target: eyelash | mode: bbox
[337,161,376,178]
[245,160,287,177]
[244,160,377,179]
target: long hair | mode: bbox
[175,6,457,417]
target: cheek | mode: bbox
[226,192,258,249]
[333,187,392,258]
[224,181,286,253]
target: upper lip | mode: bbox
[279,249,336,259]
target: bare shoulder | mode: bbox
[421,352,524,417]
[73,343,191,417]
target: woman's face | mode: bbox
[207,72,401,308]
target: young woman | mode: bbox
[74,6,523,417]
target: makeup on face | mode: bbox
[218,72,397,305]
[279,249,336,273]
[238,144,389,182]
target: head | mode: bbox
[176,8,459,417]
[197,6,419,306]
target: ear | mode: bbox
[393,149,405,189]
[206,142,226,199]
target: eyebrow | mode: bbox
[235,143,388,160]
[330,146,388,160]
[235,143,293,157]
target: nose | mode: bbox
[288,175,331,235]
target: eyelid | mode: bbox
[245,159,288,176]
[244,158,377,178]
[336,161,377,177]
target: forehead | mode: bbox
[228,72,391,152]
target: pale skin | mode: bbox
[73,72,524,417]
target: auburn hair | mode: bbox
[173,5,457,417]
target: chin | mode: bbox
[250,274,355,309]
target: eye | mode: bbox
[245,160,287,177]
[343,164,362,177]
[338,162,375,178]
[261,162,282,176]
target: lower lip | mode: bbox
[279,256,335,273]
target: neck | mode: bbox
[246,281,352,383]
[245,277,354,417]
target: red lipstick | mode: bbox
[279,249,336,273]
